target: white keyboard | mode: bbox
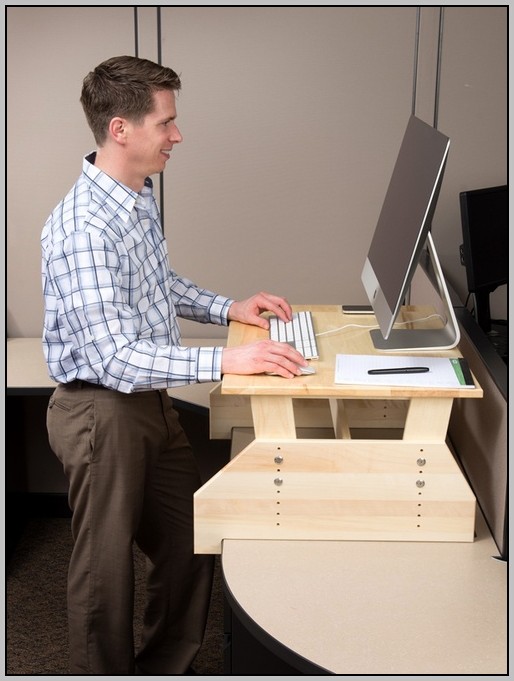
[269,310,319,360]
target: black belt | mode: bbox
[64,380,166,394]
[65,379,109,390]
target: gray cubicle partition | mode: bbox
[448,308,508,560]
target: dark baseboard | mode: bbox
[7,491,72,519]
[6,492,72,563]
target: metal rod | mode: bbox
[133,7,139,58]
[412,7,421,116]
[157,6,162,65]
[157,7,164,228]
[433,7,445,129]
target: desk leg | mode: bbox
[250,396,295,438]
[403,398,453,442]
[329,399,351,439]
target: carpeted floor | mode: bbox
[6,517,224,675]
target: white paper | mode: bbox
[334,354,475,388]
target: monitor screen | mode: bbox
[459,184,508,331]
[361,115,456,351]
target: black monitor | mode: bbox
[459,184,508,333]
[361,114,459,351]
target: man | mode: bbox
[41,55,307,674]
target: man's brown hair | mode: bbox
[80,55,182,145]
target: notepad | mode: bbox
[334,354,475,388]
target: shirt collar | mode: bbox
[82,152,153,223]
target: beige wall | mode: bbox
[7,6,136,336]
[7,7,507,340]
[435,7,507,315]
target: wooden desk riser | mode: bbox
[195,305,483,553]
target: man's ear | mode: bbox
[109,117,127,143]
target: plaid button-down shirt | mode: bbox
[41,153,232,392]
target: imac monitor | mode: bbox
[459,184,508,333]
[361,115,458,351]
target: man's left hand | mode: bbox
[228,292,293,330]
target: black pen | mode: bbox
[367,366,430,375]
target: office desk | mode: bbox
[195,305,483,552]
[222,510,507,675]
[7,337,224,410]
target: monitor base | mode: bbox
[370,326,459,352]
[370,232,460,352]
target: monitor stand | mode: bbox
[370,232,461,352]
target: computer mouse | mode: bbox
[298,364,316,375]
[265,365,316,377]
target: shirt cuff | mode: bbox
[196,346,224,382]
[208,296,234,326]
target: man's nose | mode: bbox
[171,123,183,144]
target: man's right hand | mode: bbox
[221,340,308,379]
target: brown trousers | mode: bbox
[47,381,214,674]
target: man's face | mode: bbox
[126,89,182,179]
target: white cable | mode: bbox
[315,313,446,338]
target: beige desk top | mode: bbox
[222,510,506,675]
[6,337,225,410]
[222,305,483,399]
